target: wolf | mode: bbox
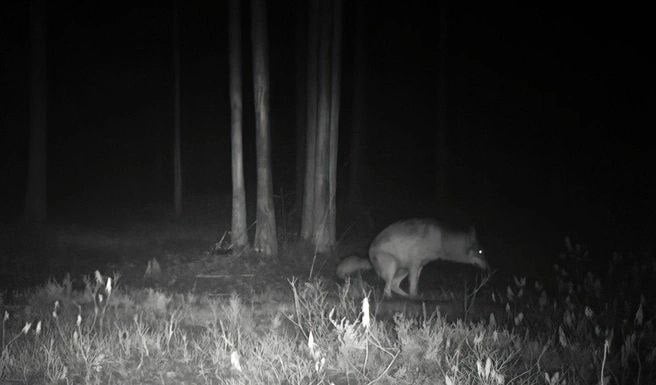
[336,218,487,297]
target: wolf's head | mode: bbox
[468,245,488,270]
[466,227,488,270]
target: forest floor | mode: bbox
[0,197,505,323]
[1,197,654,384]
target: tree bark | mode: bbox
[301,0,319,241]
[312,0,334,252]
[294,0,307,216]
[326,0,342,247]
[24,0,48,224]
[251,0,278,256]
[229,0,248,248]
[172,0,183,217]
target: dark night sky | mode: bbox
[1,1,653,248]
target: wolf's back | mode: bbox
[369,218,443,267]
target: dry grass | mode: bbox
[1,213,655,385]
[2,235,654,385]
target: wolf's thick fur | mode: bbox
[337,218,487,297]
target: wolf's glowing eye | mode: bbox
[478,249,483,255]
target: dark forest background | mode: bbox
[1,1,653,258]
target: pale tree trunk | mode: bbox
[302,0,342,252]
[251,0,277,256]
[347,0,366,211]
[172,0,183,217]
[311,0,332,251]
[312,0,338,252]
[435,1,448,200]
[229,0,248,248]
[300,0,319,241]
[326,0,342,247]
[24,0,48,224]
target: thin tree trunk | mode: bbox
[435,1,448,201]
[347,0,366,211]
[172,0,183,217]
[301,0,319,241]
[312,0,333,252]
[294,0,307,216]
[251,0,277,256]
[326,0,342,246]
[229,0,248,248]
[24,0,48,224]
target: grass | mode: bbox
[1,221,655,384]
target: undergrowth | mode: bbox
[1,238,654,384]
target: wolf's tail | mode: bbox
[336,255,373,280]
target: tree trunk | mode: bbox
[326,0,342,247]
[229,0,248,248]
[172,0,183,217]
[301,0,319,241]
[24,0,48,224]
[251,0,278,256]
[312,0,334,252]
[294,0,307,216]
[347,0,366,211]
[435,1,448,201]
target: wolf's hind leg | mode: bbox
[391,269,409,297]
[408,264,423,297]
[374,252,406,297]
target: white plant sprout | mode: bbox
[507,286,515,302]
[558,326,568,348]
[52,301,59,319]
[328,305,367,350]
[476,356,505,384]
[230,350,242,372]
[361,297,370,330]
[474,331,485,347]
[544,371,565,385]
[635,303,643,327]
[513,276,526,299]
[488,313,497,329]
[599,339,610,385]
[4,320,35,351]
[307,331,325,373]
[328,294,398,380]
[74,270,120,333]
[514,312,524,326]
[49,300,71,347]
[21,321,32,335]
